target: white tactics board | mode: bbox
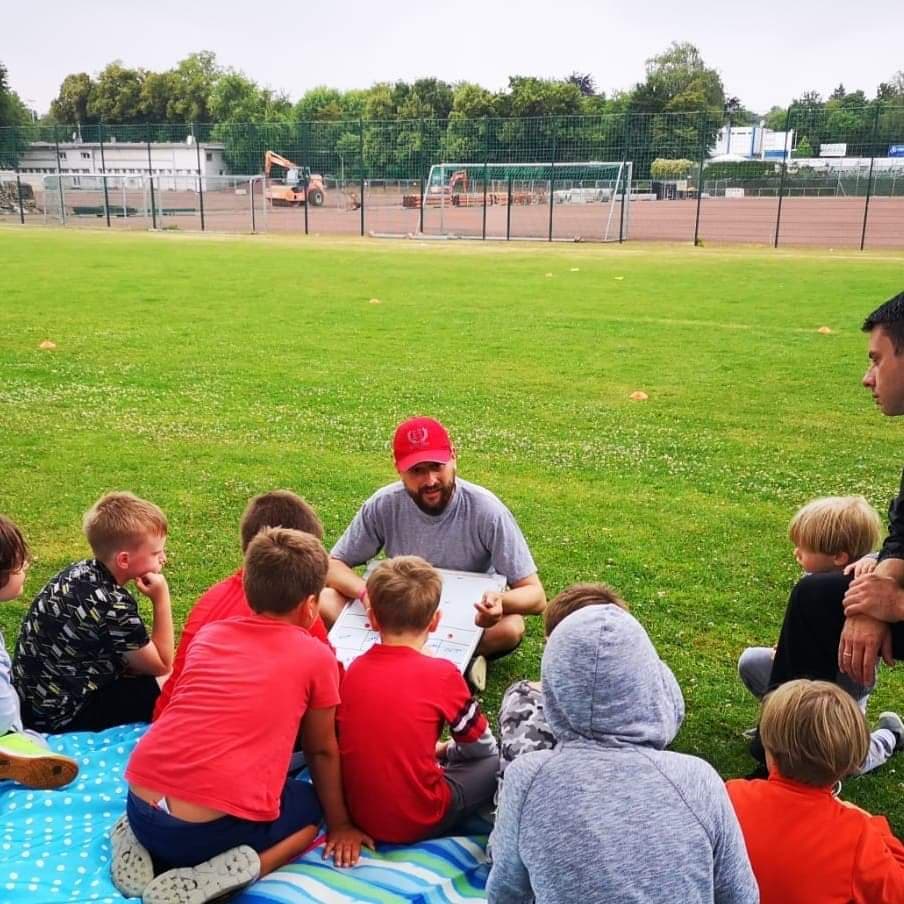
[328,565,506,673]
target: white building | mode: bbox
[16,139,229,189]
[710,126,795,161]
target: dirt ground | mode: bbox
[2,189,902,249]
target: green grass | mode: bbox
[2,228,904,827]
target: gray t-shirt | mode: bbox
[331,478,537,583]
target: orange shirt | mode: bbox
[727,773,904,904]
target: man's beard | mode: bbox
[409,477,456,515]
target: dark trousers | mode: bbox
[749,571,904,764]
[22,675,160,733]
[770,571,904,688]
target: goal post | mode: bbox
[422,160,633,241]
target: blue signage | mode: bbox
[890,145,904,157]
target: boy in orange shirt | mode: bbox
[727,679,904,904]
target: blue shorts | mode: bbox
[127,778,322,868]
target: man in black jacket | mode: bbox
[769,291,904,693]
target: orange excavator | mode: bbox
[263,151,326,207]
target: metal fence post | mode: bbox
[192,122,206,231]
[54,125,65,224]
[482,118,489,240]
[250,177,256,233]
[98,122,111,227]
[693,112,707,246]
[303,128,310,235]
[506,174,512,240]
[860,103,882,251]
[146,123,157,229]
[359,120,365,237]
[419,119,426,234]
[547,117,557,242]
[618,113,630,243]
[15,168,24,225]
[773,107,793,248]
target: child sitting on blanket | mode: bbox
[117,528,372,903]
[338,556,499,844]
[154,489,334,720]
[13,492,173,732]
[498,582,627,776]
[0,514,78,789]
[487,605,757,904]
[738,495,904,774]
[727,679,904,903]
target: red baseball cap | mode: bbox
[392,417,454,471]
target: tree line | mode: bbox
[1,46,902,179]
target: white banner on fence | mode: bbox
[820,143,848,157]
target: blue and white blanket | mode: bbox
[0,726,490,904]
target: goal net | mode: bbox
[423,160,633,241]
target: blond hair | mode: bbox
[243,527,328,615]
[83,492,168,559]
[367,556,442,634]
[760,679,869,787]
[788,496,881,561]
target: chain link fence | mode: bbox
[1,106,903,247]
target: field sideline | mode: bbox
[2,228,904,827]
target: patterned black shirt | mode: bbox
[12,559,149,731]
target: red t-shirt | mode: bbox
[727,773,904,904]
[127,615,340,821]
[337,643,488,843]
[153,569,331,720]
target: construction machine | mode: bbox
[263,151,326,207]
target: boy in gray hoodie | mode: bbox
[487,605,758,904]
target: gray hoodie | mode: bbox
[487,606,758,904]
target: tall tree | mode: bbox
[86,62,145,124]
[49,73,95,124]
[567,72,596,97]
[630,42,726,115]
[166,51,220,122]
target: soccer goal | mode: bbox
[422,160,633,241]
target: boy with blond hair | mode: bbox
[154,490,332,720]
[13,492,173,732]
[738,495,903,774]
[728,679,904,903]
[338,556,499,844]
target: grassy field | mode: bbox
[2,228,904,827]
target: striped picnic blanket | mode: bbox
[0,725,490,904]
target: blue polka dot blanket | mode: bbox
[0,725,490,903]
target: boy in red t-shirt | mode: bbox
[338,556,498,844]
[727,679,904,904]
[118,528,372,903]
[154,490,332,721]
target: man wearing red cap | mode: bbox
[322,416,545,687]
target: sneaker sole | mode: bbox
[110,815,155,898]
[142,845,260,904]
[467,656,487,693]
[0,750,79,789]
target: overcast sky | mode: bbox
[5,0,902,116]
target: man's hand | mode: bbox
[135,572,169,606]
[842,574,904,622]
[474,592,504,628]
[843,555,879,578]
[323,823,374,868]
[838,614,893,685]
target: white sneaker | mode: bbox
[142,845,260,904]
[110,814,155,898]
[878,712,904,752]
